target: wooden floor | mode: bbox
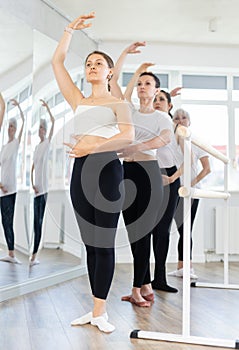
[0,246,81,288]
[0,262,239,350]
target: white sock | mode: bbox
[71,312,108,326]
[0,255,21,264]
[29,259,40,267]
[91,316,115,333]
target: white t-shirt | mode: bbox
[177,143,209,189]
[33,139,50,197]
[0,138,19,197]
[132,106,174,157]
[156,120,181,168]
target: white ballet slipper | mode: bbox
[71,312,108,326]
[91,315,115,333]
[168,267,198,279]
[29,259,40,267]
[0,255,22,264]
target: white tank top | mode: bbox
[74,105,119,138]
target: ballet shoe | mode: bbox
[142,293,154,302]
[129,297,151,307]
[168,268,198,280]
[91,316,115,333]
[151,281,178,293]
[71,312,92,326]
[29,259,40,267]
[0,255,22,264]
[121,295,132,302]
[71,312,108,326]
[122,293,154,303]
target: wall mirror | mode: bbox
[0,9,87,301]
[29,29,86,282]
[0,7,33,295]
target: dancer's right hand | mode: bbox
[68,12,95,30]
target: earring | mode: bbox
[107,74,112,80]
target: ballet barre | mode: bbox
[178,186,230,200]
[130,125,239,348]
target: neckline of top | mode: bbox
[136,109,158,116]
[75,105,113,113]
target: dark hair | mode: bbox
[139,72,160,88]
[157,89,173,118]
[85,50,114,68]
[160,89,172,104]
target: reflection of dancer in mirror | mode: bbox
[111,45,174,305]
[168,108,211,279]
[0,93,5,131]
[0,99,25,264]
[52,13,134,333]
[30,100,55,267]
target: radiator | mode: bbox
[215,206,239,254]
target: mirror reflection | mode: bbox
[28,30,85,280]
[0,10,86,296]
[0,8,33,288]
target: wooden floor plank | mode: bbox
[0,262,239,350]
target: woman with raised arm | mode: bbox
[52,13,134,333]
[30,99,55,267]
[0,99,25,264]
[0,93,5,131]
[168,108,211,279]
[110,44,174,305]
[109,41,146,99]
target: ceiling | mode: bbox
[49,0,239,46]
[1,0,239,92]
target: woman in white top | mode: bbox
[30,100,55,266]
[110,48,174,305]
[168,108,211,279]
[151,90,182,293]
[0,99,25,264]
[52,13,134,333]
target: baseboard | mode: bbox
[205,252,239,262]
[116,253,206,264]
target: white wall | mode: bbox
[100,41,239,73]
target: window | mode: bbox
[181,74,228,101]
[233,109,239,188]
[232,76,239,101]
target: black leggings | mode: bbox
[0,193,16,251]
[122,161,163,288]
[70,152,123,300]
[174,197,199,261]
[33,193,47,255]
[152,166,180,284]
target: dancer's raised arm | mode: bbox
[110,41,146,99]
[124,62,155,104]
[10,99,25,143]
[52,13,95,111]
[39,99,55,141]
